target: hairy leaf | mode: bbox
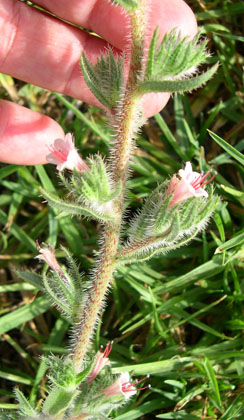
[140,63,219,94]
[145,28,210,80]
[40,187,115,222]
[81,49,124,108]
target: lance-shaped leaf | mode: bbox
[81,49,124,108]
[14,389,39,418]
[40,187,116,222]
[146,29,210,80]
[117,227,200,264]
[17,271,45,292]
[42,271,74,320]
[141,27,219,94]
[42,387,78,417]
[139,63,219,94]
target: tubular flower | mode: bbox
[166,161,215,208]
[88,342,113,385]
[36,243,62,274]
[101,372,150,400]
[47,133,89,172]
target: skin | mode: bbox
[0,0,197,165]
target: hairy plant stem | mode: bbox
[72,1,147,373]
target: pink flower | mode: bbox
[36,243,62,274]
[47,133,89,172]
[101,372,150,400]
[88,342,113,385]
[166,162,215,208]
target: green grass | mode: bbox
[0,0,244,418]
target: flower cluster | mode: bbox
[88,342,150,401]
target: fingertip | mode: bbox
[142,92,171,118]
[149,0,198,40]
[0,100,65,165]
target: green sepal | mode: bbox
[181,198,200,231]
[129,185,163,241]
[61,246,84,299]
[75,358,97,386]
[118,188,218,265]
[40,187,115,222]
[42,387,78,417]
[139,63,219,94]
[17,271,44,292]
[14,388,38,418]
[80,49,124,108]
[166,212,180,242]
[109,0,139,11]
[195,189,219,225]
[152,195,174,234]
[45,356,77,389]
[42,271,73,319]
[58,156,121,221]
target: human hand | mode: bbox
[0,0,197,165]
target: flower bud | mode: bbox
[36,243,62,274]
[88,342,113,385]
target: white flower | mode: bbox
[101,372,137,400]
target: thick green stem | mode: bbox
[72,1,147,373]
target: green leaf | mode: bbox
[157,412,199,419]
[42,272,73,319]
[145,27,159,79]
[208,130,244,166]
[202,358,222,409]
[0,296,51,334]
[219,394,244,420]
[40,187,115,222]
[110,0,139,11]
[145,29,210,82]
[114,398,167,420]
[53,93,110,145]
[80,49,124,108]
[42,387,78,416]
[80,54,111,108]
[154,113,187,160]
[17,271,45,291]
[14,389,38,418]
[112,357,192,376]
[139,63,219,94]
[75,360,96,386]
[0,209,37,252]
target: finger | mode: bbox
[0,100,64,165]
[29,0,197,49]
[0,0,197,117]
